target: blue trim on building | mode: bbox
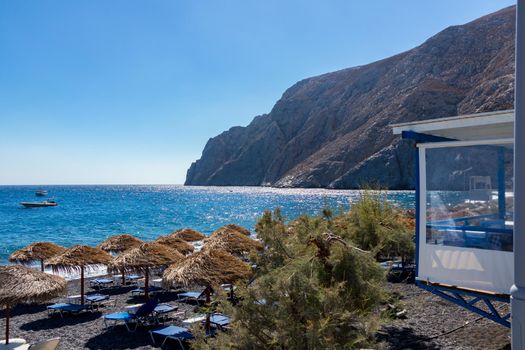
[414,145,420,278]
[498,148,506,220]
[416,281,510,328]
[401,130,456,143]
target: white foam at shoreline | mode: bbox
[9,262,110,281]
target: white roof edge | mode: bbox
[391,109,515,135]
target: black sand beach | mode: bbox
[0,277,198,350]
[0,278,511,349]
[382,283,510,350]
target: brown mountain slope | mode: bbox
[185,6,515,189]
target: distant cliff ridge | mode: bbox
[185,6,515,189]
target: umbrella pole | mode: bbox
[4,305,10,345]
[80,266,85,305]
[121,269,125,285]
[40,259,45,272]
[144,268,149,301]
[205,287,211,331]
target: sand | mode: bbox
[381,283,510,350]
[0,277,199,350]
[0,278,511,349]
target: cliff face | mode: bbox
[185,6,515,189]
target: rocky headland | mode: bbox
[186,6,515,189]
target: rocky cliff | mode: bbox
[185,6,515,189]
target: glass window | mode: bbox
[425,143,514,252]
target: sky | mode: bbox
[0,0,516,185]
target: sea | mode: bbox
[0,185,415,265]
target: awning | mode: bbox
[391,109,514,142]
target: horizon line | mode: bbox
[0,183,186,186]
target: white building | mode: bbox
[392,110,514,326]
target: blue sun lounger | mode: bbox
[47,303,89,317]
[102,298,158,332]
[177,290,206,303]
[208,313,230,328]
[89,278,114,289]
[125,274,143,285]
[130,285,163,296]
[149,325,216,347]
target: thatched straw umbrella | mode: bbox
[98,234,143,284]
[98,234,142,253]
[45,245,112,305]
[155,235,194,255]
[9,242,66,272]
[163,249,252,329]
[204,229,262,256]
[109,242,183,300]
[222,224,251,236]
[169,228,205,242]
[0,265,66,344]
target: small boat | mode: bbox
[35,190,48,196]
[20,200,57,208]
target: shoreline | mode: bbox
[0,183,417,192]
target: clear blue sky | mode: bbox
[0,0,516,185]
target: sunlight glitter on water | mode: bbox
[0,185,415,264]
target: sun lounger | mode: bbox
[181,314,206,326]
[85,293,112,309]
[130,285,163,296]
[149,325,216,347]
[102,298,159,332]
[153,303,180,323]
[177,289,206,303]
[124,303,181,324]
[85,293,109,302]
[89,278,114,289]
[178,291,201,299]
[208,313,230,328]
[66,293,111,309]
[17,337,60,350]
[150,325,190,347]
[47,303,89,317]
[125,274,143,285]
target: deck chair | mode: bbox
[17,337,60,350]
[130,285,163,296]
[103,298,159,332]
[208,313,230,329]
[125,274,143,285]
[47,303,88,317]
[89,278,114,289]
[177,288,208,303]
[150,325,216,347]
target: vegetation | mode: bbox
[340,191,415,265]
[192,190,415,350]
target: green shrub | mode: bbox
[192,209,386,350]
[345,190,414,264]
[192,192,414,349]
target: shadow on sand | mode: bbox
[124,291,196,306]
[84,325,161,350]
[377,326,440,350]
[88,285,135,296]
[20,311,102,331]
[0,304,47,317]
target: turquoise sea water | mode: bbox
[0,185,415,264]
